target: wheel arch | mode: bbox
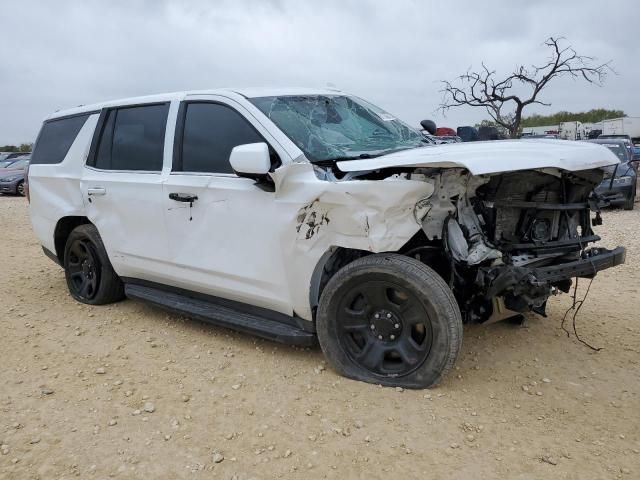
[308,247,370,317]
[54,216,93,264]
[308,232,448,319]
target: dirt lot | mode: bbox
[1,196,639,479]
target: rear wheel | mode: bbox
[316,254,463,389]
[63,224,125,305]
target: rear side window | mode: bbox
[176,102,264,173]
[30,114,90,165]
[92,103,169,171]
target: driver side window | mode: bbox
[174,102,270,174]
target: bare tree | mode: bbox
[439,37,613,138]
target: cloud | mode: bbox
[0,0,638,143]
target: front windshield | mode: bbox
[250,95,424,162]
[6,159,28,169]
[599,143,630,162]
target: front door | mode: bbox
[161,98,292,314]
[80,103,171,281]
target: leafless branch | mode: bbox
[439,37,614,137]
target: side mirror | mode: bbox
[420,119,437,135]
[229,143,271,176]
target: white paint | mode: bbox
[28,89,618,323]
[337,138,620,175]
[229,143,271,175]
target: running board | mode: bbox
[125,284,317,347]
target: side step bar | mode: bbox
[125,284,317,347]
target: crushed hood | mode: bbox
[336,139,620,176]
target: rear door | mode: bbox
[80,102,173,281]
[161,97,293,314]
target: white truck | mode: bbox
[520,125,559,137]
[601,117,640,142]
[559,121,586,140]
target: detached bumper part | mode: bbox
[531,246,626,282]
[477,246,626,313]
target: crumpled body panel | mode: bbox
[337,139,620,175]
[271,163,435,320]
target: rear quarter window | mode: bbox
[30,114,91,165]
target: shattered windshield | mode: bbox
[250,95,425,162]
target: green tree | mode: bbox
[19,143,33,152]
[521,109,624,127]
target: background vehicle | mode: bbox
[0,152,30,163]
[432,135,462,144]
[0,159,20,168]
[456,126,479,142]
[588,139,637,209]
[520,125,559,137]
[520,134,560,139]
[601,117,640,143]
[435,127,456,136]
[559,121,585,140]
[28,89,625,389]
[0,156,30,196]
[477,125,506,140]
[598,134,635,156]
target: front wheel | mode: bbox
[623,190,635,210]
[16,181,25,196]
[63,224,125,305]
[316,254,463,389]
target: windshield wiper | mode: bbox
[326,153,379,162]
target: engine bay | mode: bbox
[409,167,624,323]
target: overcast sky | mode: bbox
[1,0,638,144]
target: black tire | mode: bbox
[63,224,125,305]
[623,191,635,210]
[316,254,463,389]
[16,181,25,197]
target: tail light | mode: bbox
[24,162,30,202]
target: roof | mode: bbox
[587,139,630,146]
[46,87,346,121]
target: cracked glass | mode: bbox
[250,95,424,162]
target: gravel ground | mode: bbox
[1,195,639,479]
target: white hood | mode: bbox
[336,139,620,176]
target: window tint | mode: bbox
[31,114,90,165]
[179,103,264,173]
[93,104,168,171]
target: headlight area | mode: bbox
[0,176,20,183]
[611,175,635,186]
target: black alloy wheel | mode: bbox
[336,280,432,376]
[66,238,101,301]
[316,254,463,389]
[63,224,125,305]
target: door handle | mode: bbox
[169,193,198,203]
[87,187,106,196]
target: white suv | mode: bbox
[28,88,625,388]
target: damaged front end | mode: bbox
[416,168,626,323]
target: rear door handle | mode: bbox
[169,193,198,203]
[87,187,106,196]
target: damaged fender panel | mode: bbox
[271,162,435,320]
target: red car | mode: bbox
[435,127,457,136]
